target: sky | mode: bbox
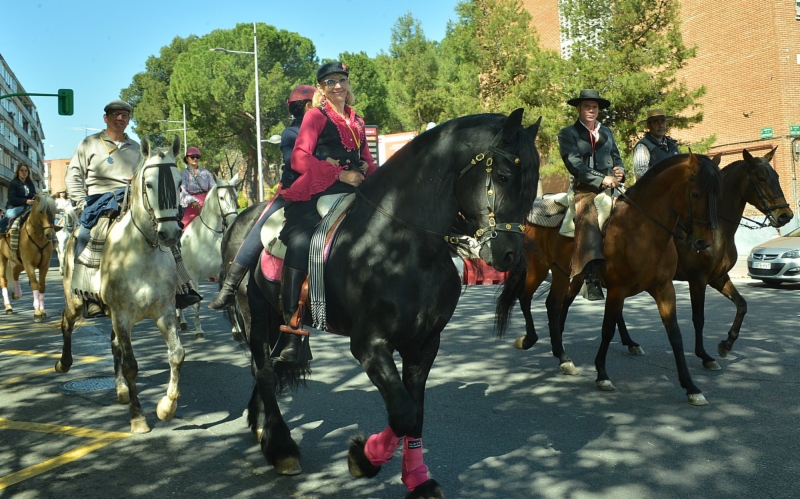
[1,0,461,160]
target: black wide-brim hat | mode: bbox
[316,61,349,82]
[567,89,611,110]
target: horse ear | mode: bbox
[742,149,754,163]
[502,108,525,142]
[764,145,778,163]
[230,173,240,186]
[711,153,722,165]
[172,136,181,158]
[526,116,542,142]
[141,137,151,157]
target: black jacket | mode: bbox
[558,120,624,191]
[7,178,36,209]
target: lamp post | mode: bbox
[210,22,264,201]
[158,104,189,155]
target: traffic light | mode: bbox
[57,89,74,116]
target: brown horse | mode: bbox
[0,193,58,321]
[497,152,722,405]
[503,148,793,374]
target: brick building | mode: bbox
[523,0,800,216]
[44,158,70,193]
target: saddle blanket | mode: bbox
[72,216,112,299]
[526,193,569,227]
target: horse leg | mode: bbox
[546,270,577,374]
[35,261,48,321]
[12,264,22,300]
[155,311,185,422]
[513,261,548,351]
[594,288,624,391]
[177,308,188,331]
[56,281,83,374]
[688,280,719,370]
[192,301,205,340]
[246,278,301,475]
[616,315,644,355]
[650,282,708,406]
[110,315,149,433]
[710,274,746,359]
[21,259,42,321]
[0,258,11,314]
[110,328,128,403]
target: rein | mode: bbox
[24,222,53,259]
[196,185,238,235]
[354,127,524,249]
[131,161,180,249]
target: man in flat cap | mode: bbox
[557,89,625,301]
[632,108,679,180]
[65,100,200,316]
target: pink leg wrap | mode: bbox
[39,292,45,310]
[401,438,429,491]
[364,426,400,466]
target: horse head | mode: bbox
[134,136,182,247]
[212,173,240,229]
[742,147,793,227]
[454,109,541,271]
[31,193,58,243]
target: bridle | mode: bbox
[732,165,790,229]
[131,161,181,248]
[356,126,525,249]
[196,185,238,235]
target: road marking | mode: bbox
[0,418,130,489]
[0,350,105,386]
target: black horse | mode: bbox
[221,109,540,498]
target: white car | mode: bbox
[747,226,800,285]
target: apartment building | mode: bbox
[0,53,46,206]
[522,0,800,215]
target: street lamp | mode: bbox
[158,104,189,155]
[210,22,264,201]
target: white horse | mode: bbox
[56,136,185,434]
[55,203,78,276]
[177,175,240,339]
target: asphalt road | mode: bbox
[1,261,798,499]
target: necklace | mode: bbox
[100,133,126,164]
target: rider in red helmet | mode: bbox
[208,84,317,311]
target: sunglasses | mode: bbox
[323,77,349,87]
[188,155,201,159]
[108,112,131,119]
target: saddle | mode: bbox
[259,193,355,331]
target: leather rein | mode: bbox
[196,185,238,235]
[719,167,789,229]
[355,127,525,249]
[131,161,181,249]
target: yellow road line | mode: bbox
[0,418,130,489]
[0,352,105,386]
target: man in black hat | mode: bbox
[633,108,679,180]
[557,89,625,300]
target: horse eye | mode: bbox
[145,182,153,189]
[691,192,699,200]
[498,174,510,183]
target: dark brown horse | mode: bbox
[497,152,722,405]
[503,148,793,375]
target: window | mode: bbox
[796,1,800,20]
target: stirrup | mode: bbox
[581,280,605,301]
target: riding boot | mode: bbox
[581,259,605,301]
[208,262,248,310]
[278,266,309,362]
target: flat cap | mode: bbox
[104,100,132,113]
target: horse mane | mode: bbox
[33,193,56,219]
[384,113,540,212]
[628,153,722,200]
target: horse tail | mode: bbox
[495,259,526,339]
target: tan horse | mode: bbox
[0,194,58,321]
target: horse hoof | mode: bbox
[54,360,71,373]
[703,360,721,371]
[179,322,189,331]
[688,393,709,406]
[717,342,731,359]
[348,434,382,478]
[194,332,205,340]
[34,315,43,323]
[514,336,535,350]
[232,331,244,342]
[156,397,177,421]
[596,380,616,391]
[11,294,19,301]
[628,346,645,355]
[274,457,302,476]
[4,306,12,315]
[255,428,264,442]
[560,361,578,375]
[405,479,444,499]
[130,419,151,434]
[117,388,130,404]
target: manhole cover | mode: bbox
[60,377,116,393]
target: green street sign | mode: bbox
[57,89,74,115]
[790,125,800,137]
[761,127,774,140]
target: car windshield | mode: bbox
[785,226,800,237]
